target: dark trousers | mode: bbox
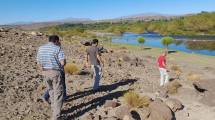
[91,65,102,90]
[42,70,63,120]
[44,70,67,100]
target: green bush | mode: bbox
[137,37,145,49]
[161,37,175,48]
[137,37,145,43]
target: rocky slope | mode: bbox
[0,28,215,120]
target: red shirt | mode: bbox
[157,55,166,68]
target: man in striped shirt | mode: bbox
[37,35,66,120]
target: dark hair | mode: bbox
[49,35,59,43]
[92,39,99,44]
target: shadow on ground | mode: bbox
[144,47,152,50]
[168,50,177,54]
[62,79,137,119]
[66,79,137,102]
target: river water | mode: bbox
[112,32,215,56]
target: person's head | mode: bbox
[92,39,99,46]
[49,35,60,45]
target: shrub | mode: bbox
[171,65,182,79]
[137,37,145,49]
[187,73,201,81]
[123,91,152,108]
[64,63,80,75]
[166,81,182,94]
[161,37,175,48]
[137,37,145,43]
[79,46,87,54]
[171,65,180,71]
[120,46,127,49]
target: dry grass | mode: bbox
[120,46,128,50]
[166,81,182,94]
[123,91,152,108]
[64,63,80,75]
[80,46,86,52]
[187,72,201,81]
[171,65,182,79]
[171,65,181,71]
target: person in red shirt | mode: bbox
[157,51,169,86]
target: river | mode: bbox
[111,32,215,56]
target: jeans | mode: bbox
[91,65,102,90]
[44,70,67,101]
[42,70,63,120]
[159,68,169,86]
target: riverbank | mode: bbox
[110,32,215,56]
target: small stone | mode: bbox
[104,100,120,108]
[157,87,168,98]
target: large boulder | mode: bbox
[196,79,215,106]
[148,99,174,120]
[165,98,183,112]
[115,105,130,119]
[130,108,150,120]
[80,40,92,46]
[166,81,182,94]
[98,46,108,53]
[122,55,131,62]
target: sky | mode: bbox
[0,0,215,24]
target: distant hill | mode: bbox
[2,12,197,30]
[96,13,189,23]
[43,11,215,36]
[119,13,181,21]
[12,18,92,30]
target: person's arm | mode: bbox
[157,58,160,67]
[36,49,43,73]
[58,48,66,67]
[85,48,90,67]
[97,53,104,67]
[162,58,166,68]
[85,53,90,67]
[60,59,66,66]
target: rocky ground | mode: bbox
[0,28,215,120]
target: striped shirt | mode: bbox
[36,42,65,70]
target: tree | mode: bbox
[161,37,175,49]
[137,37,145,49]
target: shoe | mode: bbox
[42,97,51,105]
[63,95,69,101]
[57,115,67,120]
[93,87,101,92]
